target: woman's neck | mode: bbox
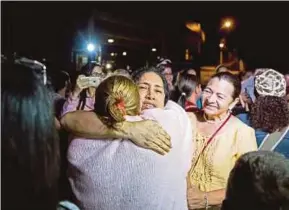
[204,111,229,123]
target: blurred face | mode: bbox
[162,67,173,89]
[91,66,106,79]
[137,72,165,111]
[202,78,235,117]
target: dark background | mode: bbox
[2,1,289,73]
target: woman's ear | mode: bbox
[228,98,240,111]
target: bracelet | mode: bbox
[204,192,209,210]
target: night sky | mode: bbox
[2,1,289,73]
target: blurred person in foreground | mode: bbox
[1,58,78,210]
[186,72,257,210]
[222,151,289,210]
[251,69,289,158]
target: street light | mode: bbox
[219,18,235,65]
[108,39,114,43]
[219,43,225,48]
[221,18,234,30]
[152,48,157,52]
[219,40,226,64]
[110,52,115,57]
[185,21,205,53]
[122,51,127,56]
[106,63,112,70]
[87,43,95,52]
[224,21,232,28]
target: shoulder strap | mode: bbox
[190,113,232,172]
[259,126,289,151]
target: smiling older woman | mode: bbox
[187,72,258,210]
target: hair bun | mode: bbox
[107,93,126,123]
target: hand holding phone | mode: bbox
[77,76,101,89]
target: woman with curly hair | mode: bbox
[251,69,289,158]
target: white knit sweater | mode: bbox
[67,101,193,210]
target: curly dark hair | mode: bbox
[222,151,289,210]
[251,96,289,133]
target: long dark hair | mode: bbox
[76,62,102,110]
[2,60,60,210]
[177,72,200,109]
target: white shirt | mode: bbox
[67,100,193,210]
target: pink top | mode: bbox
[67,100,194,210]
[61,93,95,116]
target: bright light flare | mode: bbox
[106,63,112,69]
[87,43,95,52]
[219,43,225,48]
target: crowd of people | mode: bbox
[2,55,289,210]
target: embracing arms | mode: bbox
[60,111,171,155]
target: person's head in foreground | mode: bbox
[251,69,289,133]
[132,66,170,111]
[222,151,289,210]
[94,75,140,127]
[202,72,241,119]
[2,58,60,210]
